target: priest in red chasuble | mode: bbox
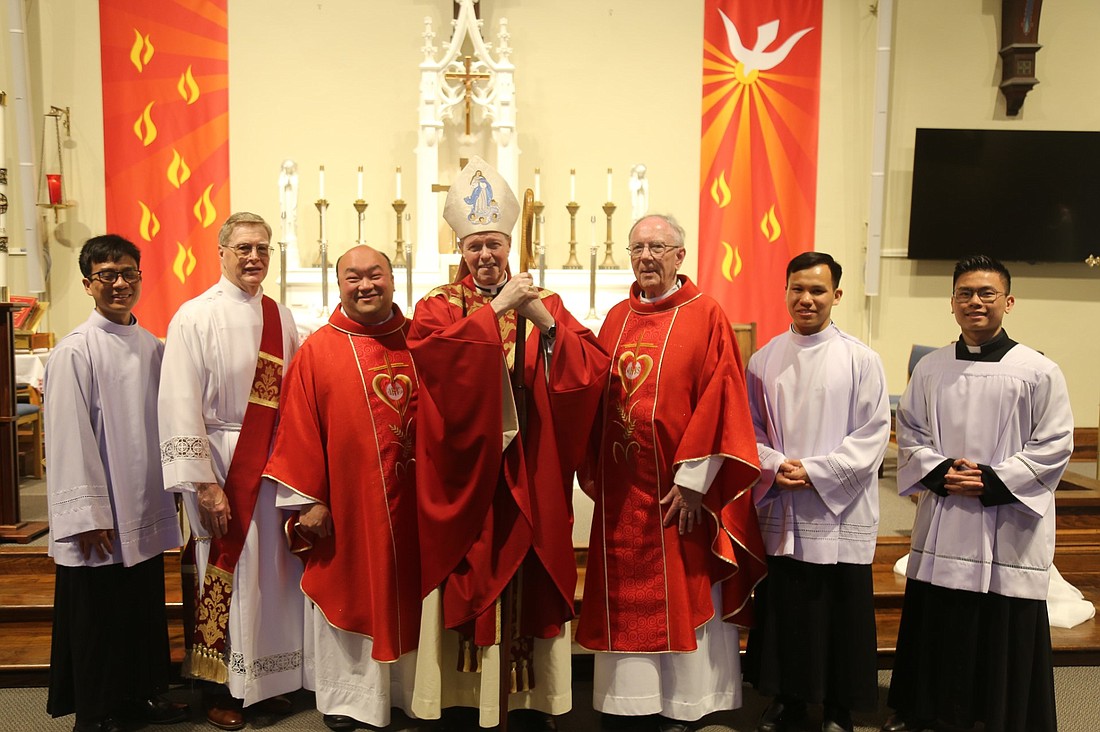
[264,246,420,731]
[576,214,767,732]
[408,157,610,730]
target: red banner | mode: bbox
[100,0,229,337]
[699,0,823,346]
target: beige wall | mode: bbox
[1,0,1097,425]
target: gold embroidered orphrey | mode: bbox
[248,351,283,408]
[183,564,233,683]
[612,330,658,464]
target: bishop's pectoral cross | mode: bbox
[444,56,491,136]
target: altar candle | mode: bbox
[534,168,541,201]
[570,169,576,202]
[319,165,325,199]
[396,166,403,200]
[606,168,612,201]
[0,94,6,172]
[357,166,364,199]
[591,215,597,249]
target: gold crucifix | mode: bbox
[444,56,491,135]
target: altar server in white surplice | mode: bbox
[46,235,188,732]
[882,255,1073,732]
[159,212,302,730]
[743,252,890,732]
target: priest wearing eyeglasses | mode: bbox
[576,214,767,732]
[159,212,303,730]
[882,254,1074,732]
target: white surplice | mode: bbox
[46,310,182,567]
[158,276,303,705]
[746,324,891,565]
[896,340,1074,600]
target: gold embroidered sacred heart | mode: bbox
[372,373,413,416]
[617,351,652,396]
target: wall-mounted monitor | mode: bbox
[907,128,1100,263]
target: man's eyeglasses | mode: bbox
[89,269,142,284]
[221,244,272,258]
[953,288,1004,303]
[626,242,681,258]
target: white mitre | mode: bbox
[443,156,519,240]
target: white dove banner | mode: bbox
[698,0,823,347]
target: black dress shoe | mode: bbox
[657,716,692,732]
[600,712,646,731]
[880,713,936,732]
[323,714,360,730]
[822,704,853,732]
[72,716,124,732]
[758,698,808,732]
[121,696,190,724]
[510,709,558,731]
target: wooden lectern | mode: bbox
[0,302,48,543]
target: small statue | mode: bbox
[629,164,649,223]
[278,159,301,267]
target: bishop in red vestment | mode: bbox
[264,246,421,731]
[408,157,609,729]
[577,214,766,732]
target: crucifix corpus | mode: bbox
[444,56,491,135]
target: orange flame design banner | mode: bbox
[100,0,229,337]
[699,0,822,346]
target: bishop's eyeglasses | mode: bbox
[89,269,143,284]
[952,288,1004,303]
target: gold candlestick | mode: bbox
[392,200,408,268]
[600,202,620,269]
[353,200,368,245]
[562,201,582,269]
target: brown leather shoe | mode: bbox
[205,705,245,731]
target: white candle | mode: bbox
[607,168,613,201]
[570,169,576,202]
[0,94,6,171]
[590,215,597,251]
[357,166,364,199]
[319,165,325,199]
[534,168,541,201]
[396,166,403,200]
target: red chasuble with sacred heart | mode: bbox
[577,276,766,653]
[264,305,421,662]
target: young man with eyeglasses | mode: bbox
[159,212,302,729]
[577,214,766,732]
[882,254,1073,732]
[45,235,188,732]
[742,252,891,732]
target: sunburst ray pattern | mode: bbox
[698,0,823,346]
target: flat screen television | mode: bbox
[907,128,1100,263]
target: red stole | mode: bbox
[185,295,284,683]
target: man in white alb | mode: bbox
[743,252,890,732]
[882,254,1073,732]
[159,212,302,730]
